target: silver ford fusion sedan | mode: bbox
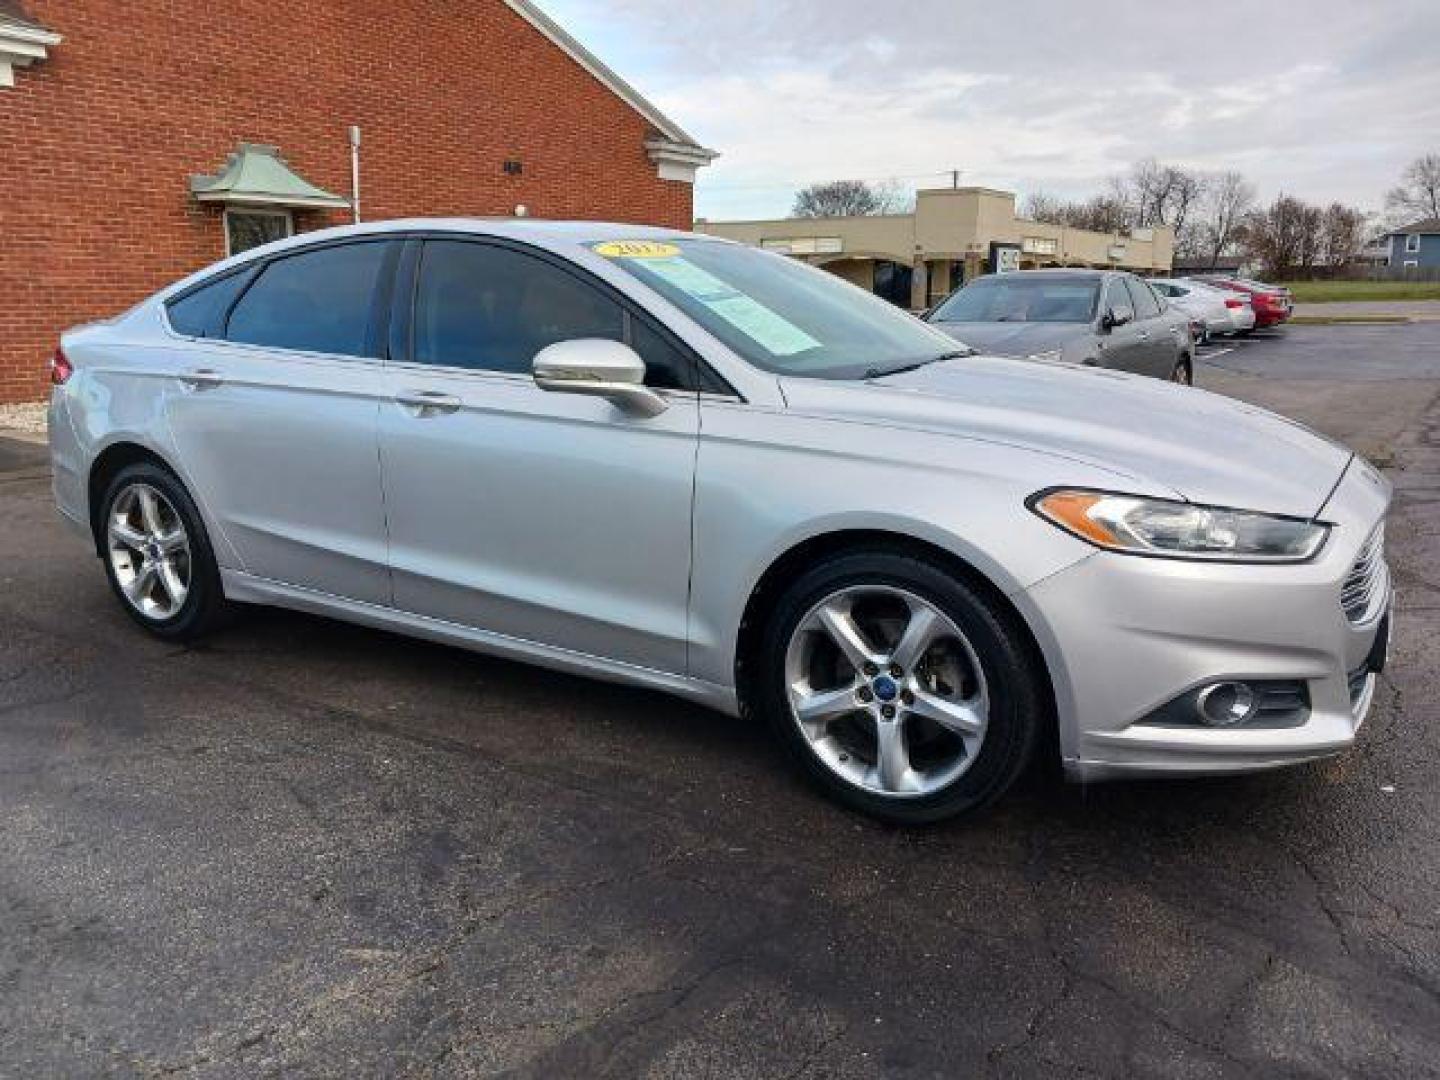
[48,220,1391,823]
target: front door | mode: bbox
[1124,276,1179,378]
[162,239,398,604]
[377,238,700,674]
[1096,277,1147,374]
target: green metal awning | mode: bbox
[190,143,350,210]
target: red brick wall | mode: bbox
[0,0,696,403]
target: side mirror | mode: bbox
[532,339,665,420]
[533,339,668,418]
[1102,305,1134,331]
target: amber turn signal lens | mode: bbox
[1033,491,1118,546]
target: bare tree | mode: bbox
[1241,195,1311,278]
[1385,153,1440,224]
[1194,171,1256,269]
[1317,203,1369,269]
[1241,194,1367,278]
[1167,170,1206,251]
[792,179,907,218]
[1022,191,1130,233]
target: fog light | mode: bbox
[1195,682,1258,727]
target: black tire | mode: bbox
[97,461,230,641]
[753,548,1047,825]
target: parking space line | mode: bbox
[1200,346,1237,361]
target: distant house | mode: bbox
[1383,219,1440,269]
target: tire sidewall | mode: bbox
[755,550,1044,824]
[99,462,224,640]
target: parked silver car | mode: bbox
[48,221,1391,823]
[1149,277,1256,341]
[927,268,1196,383]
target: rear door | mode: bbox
[162,239,399,604]
[376,237,701,673]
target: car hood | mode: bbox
[929,321,1087,357]
[781,355,1351,519]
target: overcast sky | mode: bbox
[533,0,1440,221]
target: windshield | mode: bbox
[589,239,964,380]
[930,275,1100,324]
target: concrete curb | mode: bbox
[1289,316,1414,326]
[0,428,48,446]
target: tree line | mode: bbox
[1027,153,1438,279]
[790,153,1439,281]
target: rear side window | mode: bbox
[166,270,253,338]
[226,242,390,357]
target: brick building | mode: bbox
[0,0,716,403]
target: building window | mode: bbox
[873,260,914,308]
[1406,234,1422,253]
[225,209,294,257]
[760,237,843,256]
[1404,260,1419,268]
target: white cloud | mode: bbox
[534,0,1440,219]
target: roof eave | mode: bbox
[192,190,352,211]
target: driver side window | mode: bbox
[1125,277,1162,321]
[410,240,694,390]
[1103,279,1132,318]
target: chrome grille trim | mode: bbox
[1341,526,1387,625]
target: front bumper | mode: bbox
[1016,459,1391,781]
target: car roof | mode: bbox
[153,218,734,300]
[968,268,1113,282]
[277,217,707,248]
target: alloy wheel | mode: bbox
[107,483,191,621]
[784,585,989,797]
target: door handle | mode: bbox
[395,389,461,416]
[180,368,224,390]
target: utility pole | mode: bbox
[349,125,362,224]
[951,169,961,189]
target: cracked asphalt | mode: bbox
[2,323,1438,1078]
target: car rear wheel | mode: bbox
[755,549,1046,824]
[99,463,229,641]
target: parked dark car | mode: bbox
[1193,276,1293,330]
[926,269,1196,383]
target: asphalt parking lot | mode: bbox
[2,323,1438,1079]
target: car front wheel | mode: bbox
[755,549,1046,824]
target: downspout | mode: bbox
[349,125,362,224]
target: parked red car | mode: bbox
[1194,276,1293,330]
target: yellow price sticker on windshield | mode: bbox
[593,240,682,259]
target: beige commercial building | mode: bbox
[698,186,1174,310]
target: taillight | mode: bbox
[1224,298,1243,309]
[50,346,74,386]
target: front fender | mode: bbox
[686,401,1118,689]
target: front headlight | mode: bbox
[1031,489,1328,563]
[1026,348,1064,363]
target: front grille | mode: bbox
[1341,527,1387,625]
